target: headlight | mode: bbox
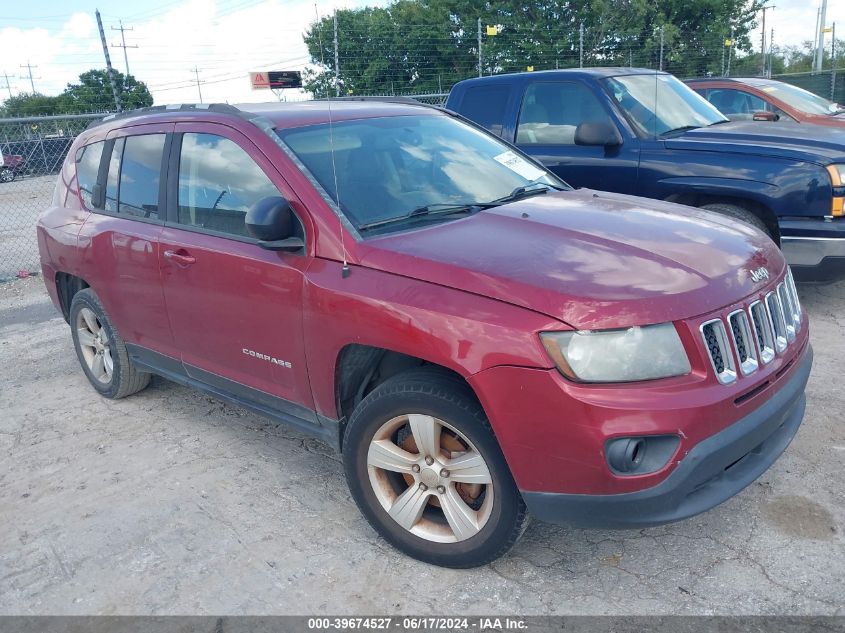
[540,323,691,383]
[826,165,845,217]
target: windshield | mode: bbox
[278,114,566,233]
[751,81,841,116]
[603,74,727,137]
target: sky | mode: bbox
[0,0,842,108]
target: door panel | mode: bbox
[159,124,315,416]
[76,124,174,354]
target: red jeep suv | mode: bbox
[37,101,812,568]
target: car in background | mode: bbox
[37,101,811,567]
[0,151,24,183]
[687,77,845,127]
[446,68,845,282]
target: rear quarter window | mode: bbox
[458,85,511,137]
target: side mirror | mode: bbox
[575,121,623,147]
[245,196,304,252]
[752,111,778,122]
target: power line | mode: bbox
[111,20,138,76]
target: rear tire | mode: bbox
[342,368,526,568]
[69,289,151,399]
[0,168,14,183]
[700,202,771,237]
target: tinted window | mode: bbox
[459,85,511,136]
[104,138,124,213]
[75,141,104,209]
[118,134,165,219]
[517,82,610,145]
[177,133,279,237]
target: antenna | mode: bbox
[315,3,350,278]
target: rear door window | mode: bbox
[176,133,279,238]
[75,141,104,209]
[104,138,124,213]
[118,134,166,220]
[458,85,511,136]
[516,82,609,145]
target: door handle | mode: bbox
[163,249,196,266]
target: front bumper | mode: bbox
[521,344,812,529]
[781,220,845,282]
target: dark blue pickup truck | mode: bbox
[446,68,845,281]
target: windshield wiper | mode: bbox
[659,125,703,137]
[484,182,561,206]
[357,203,485,231]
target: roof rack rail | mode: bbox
[86,103,242,129]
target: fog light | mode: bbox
[605,435,680,476]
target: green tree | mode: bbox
[0,92,65,116]
[301,0,765,96]
[62,69,153,112]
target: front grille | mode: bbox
[728,310,758,375]
[700,267,801,385]
[701,319,737,384]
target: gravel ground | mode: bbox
[0,275,843,616]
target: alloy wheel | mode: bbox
[366,413,494,543]
[76,307,114,384]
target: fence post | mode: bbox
[659,26,664,71]
[333,11,340,97]
[832,23,837,101]
[477,18,482,77]
[579,22,584,68]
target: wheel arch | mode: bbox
[334,343,479,448]
[665,192,781,244]
[55,272,90,323]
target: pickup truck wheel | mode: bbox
[69,289,151,399]
[700,203,771,237]
[0,168,14,183]
[343,368,527,568]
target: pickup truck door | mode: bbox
[512,80,640,194]
[157,122,316,421]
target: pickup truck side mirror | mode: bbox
[752,111,779,122]
[246,196,304,252]
[575,121,623,147]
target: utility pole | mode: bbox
[477,18,482,77]
[768,28,775,77]
[96,10,122,112]
[1,71,13,99]
[19,61,37,93]
[760,4,775,77]
[191,67,203,103]
[579,22,584,68]
[813,6,821,70]
[111,20,137,76]
[832,22,837,101]
[659,25,665,71]
[333,10,339,97]
[815,0,827,73]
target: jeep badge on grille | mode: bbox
[750,267,770,283]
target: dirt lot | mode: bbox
[0,275,843,615]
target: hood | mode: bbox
[358,189,784,330]
[665,120,845,164]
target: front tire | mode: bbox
[700,202,771,237]
[342,368,526,568]
[69,289,151,399]
[0,168,14,183]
